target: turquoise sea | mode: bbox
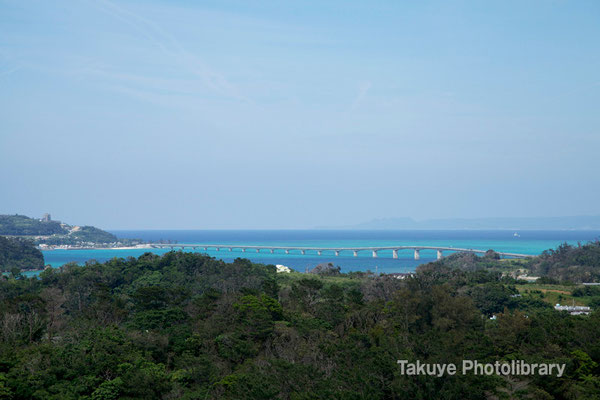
[40,230,600,275]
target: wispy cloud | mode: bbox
[351,81,371,110]
[0,51,22,83]
[89,0,246,102]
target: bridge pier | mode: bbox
[335,250,340,256]
[301,250,306,255]
[414,249,420,260]
[270,249,274,254]
[285,249,289,254]
[242,248,246,252]
[437,250,443,260]
[317,250,322,256]
[203,247,207,251]
[229,248,232,252]
[372,250,378,258]
[353,250,358,257]
[256,249,260,253]
[392,249,398,259]
[216,247,220,251]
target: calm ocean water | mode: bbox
[40,230,600,274]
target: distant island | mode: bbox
[318,215,600,230]
[0,213,147,250]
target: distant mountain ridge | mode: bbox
[317,216,600,230]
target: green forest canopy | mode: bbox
[1,248,599,399]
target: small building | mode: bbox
[41,213,51,222]
[388,272,415,280]
[517,275,540,282]
[275,264,291,273]
[554,304,591,315]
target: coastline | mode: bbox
[39,244,153,251]
[95,244,153,250]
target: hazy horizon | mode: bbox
[6,212,600,232]
[2,1,599,229]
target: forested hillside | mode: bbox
[424,242,600,284]
[0,215,66,236]
[528,241,600,283]
[0,214,122,246]
[1,251,599,399]
[0,236,44,272]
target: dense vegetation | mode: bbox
[0,236,44,272]
[0,215,67,236]
[528,241,600,283]
[426,242,600,284]
[419,250,522,272]
[1,251,599,399]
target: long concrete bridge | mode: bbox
[150,244,533,260]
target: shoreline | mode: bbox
[39,244,154,251]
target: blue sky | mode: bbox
[1,0,599,229]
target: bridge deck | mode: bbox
[150,244,533,259]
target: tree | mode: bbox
[40,287,65,341]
